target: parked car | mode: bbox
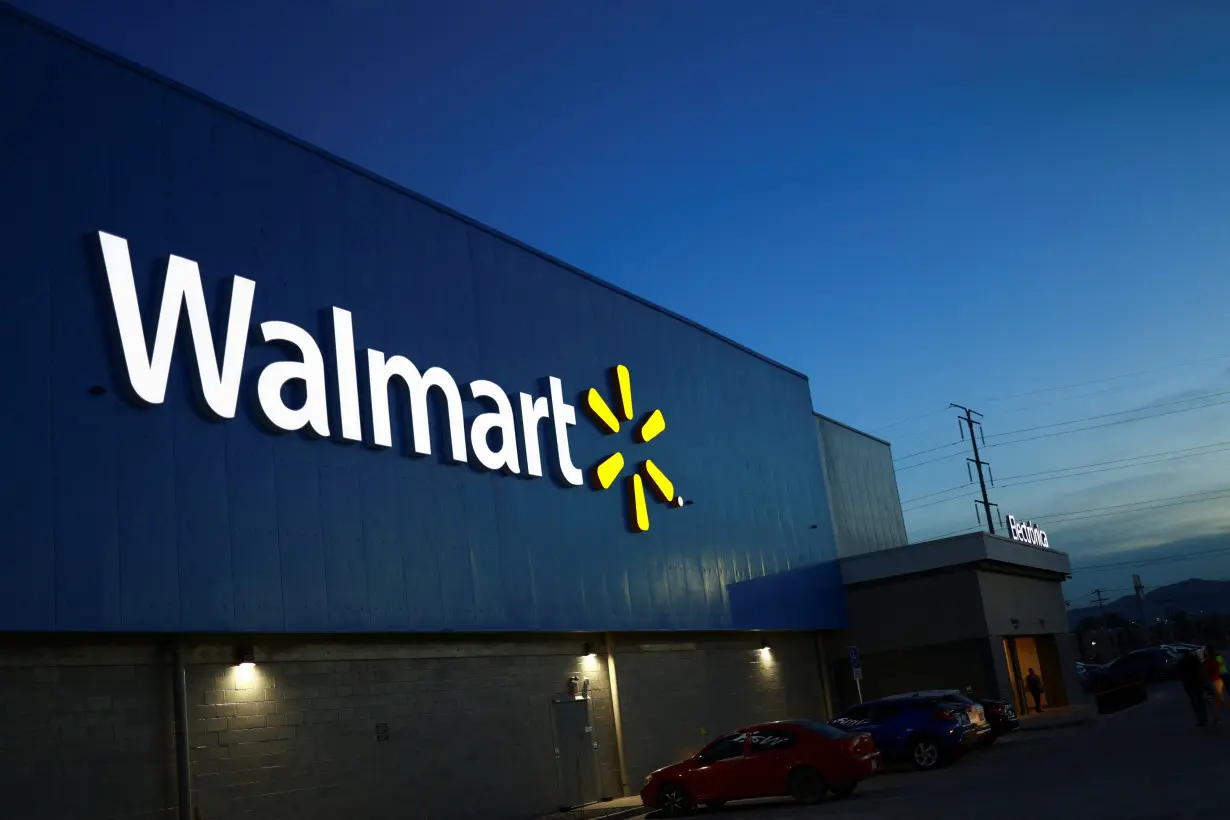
[1089,647,1180,690]
[830,694,991,770]
[639,720,881,816]
[973,696,1020,736]
[888,690,999,744]
[1163,643,1207,660]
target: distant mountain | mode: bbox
[1067,579,1230,631]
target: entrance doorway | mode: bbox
[551,698,601,810]
[1003,635,1068,714]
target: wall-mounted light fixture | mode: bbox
[235,645,256,669]
[758,638,772,662]
[581,641,600,671]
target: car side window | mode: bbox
[698,733,746,763]
[747,729,796,754]
[868,703,899,722]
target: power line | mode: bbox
[904,492,977,513]
[893,440,962,463]
[902,483,975,505]
[997,439,1230,482]
[871,352,1230,437]
[896,393,1230,471]
[1020,485,1230,528]
[986,389,1230,440]
[1070,544,1230,573]
[986,395,1230,450]
[981,353,1230,405]
[900,439,1230,511]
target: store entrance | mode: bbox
[1003,635,1068,714]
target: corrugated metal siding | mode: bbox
[0,8,842,633]
[815,417,908,558]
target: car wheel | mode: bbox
[788,766,827,804]
[658,782,693,817]
[829,781,858,798]
[909,737,942,770]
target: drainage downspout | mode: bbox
[172,637,193,820]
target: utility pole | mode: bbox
[1133,574,1148,645]
[951,404,997,535]
[1093,588,1110,657]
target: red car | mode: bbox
[639,719,881,815]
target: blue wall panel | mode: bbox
[0,5,846,633]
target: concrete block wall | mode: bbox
[182,637,621,820]
[0,632,825,818]
[0,641,177,820]
[614,632,826,789]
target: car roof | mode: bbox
[724,719,809,733]
[858,694,947,707]
[879,690,967,701]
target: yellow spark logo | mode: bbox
[585,365,680,532]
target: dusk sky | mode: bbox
[13,0,1230,606]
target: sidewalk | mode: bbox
[1015,702,1098,732]
[528,796,646,820]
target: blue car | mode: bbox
[830,694,991,770]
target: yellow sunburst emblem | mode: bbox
[585,365,680,532]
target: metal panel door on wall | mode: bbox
[551,699,601,809]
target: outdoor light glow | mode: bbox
[582,653,600,672]
[233,661,258,688]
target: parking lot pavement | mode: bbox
[655,685,1230,820]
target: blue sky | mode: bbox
[12,0,1230,604]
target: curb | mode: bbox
[1015,716,1097,733]
[530,803,649,820]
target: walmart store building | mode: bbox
[0,6,1078,820]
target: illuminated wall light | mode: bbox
[581,642,600,672]
[235,645,256,668]
[233,645,257,686]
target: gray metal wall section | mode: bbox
[815,416,908,558]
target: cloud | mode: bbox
[1064,530,1230,604]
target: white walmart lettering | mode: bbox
[97,231,584,483]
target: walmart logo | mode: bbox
[585,365,682,532]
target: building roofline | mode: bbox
[838,532,1071,586]
[813,413,893,448]
[0,1,809,383]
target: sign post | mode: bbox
[848,646,863,704]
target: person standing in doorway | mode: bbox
[1025,668,1045,713]
[1204,646,1225,724]
[1178,649,1209,727]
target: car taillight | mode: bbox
[845,732,874,756]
